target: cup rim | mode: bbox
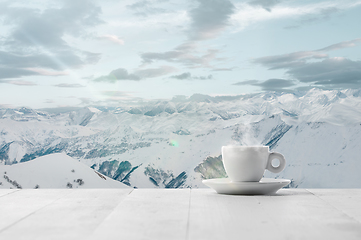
[222,145,268,149]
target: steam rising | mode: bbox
[229,124,262,146]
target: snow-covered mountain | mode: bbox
[1,88,361,188]
[0,153,129,189]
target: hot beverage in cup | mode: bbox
[222,146,286,182]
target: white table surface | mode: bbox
[0,188,360,240]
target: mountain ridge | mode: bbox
[1,88,361,188]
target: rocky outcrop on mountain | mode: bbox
[194,155,227,179]
[144,165,188,188]
[97,160,140,186]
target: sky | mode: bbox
[0,0,361,109]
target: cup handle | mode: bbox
[266,152,286,173]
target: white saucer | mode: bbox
[202,178,291,195]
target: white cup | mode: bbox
[222,146,286,182]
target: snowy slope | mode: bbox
[265,121,361,188]
[0,153,130,189]
[1,88,361,188]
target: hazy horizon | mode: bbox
[1,87,359,111]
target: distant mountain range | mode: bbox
[1,88,361,189]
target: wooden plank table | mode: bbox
[0,189,360,240]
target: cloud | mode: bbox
[318,38,361,51]
[0,50,99,74]
[193,75,213,80]
[98,35,125,45]
[255,78,296,91]
[127,0,149,10]
[294,86,316,92]
[4,1,103,49]
[233,79,296,91]
[253,51,328,70]
[247,0,282,12]
[0,66,39,79]
[137,0,234,70]
[0,50,100,79]
[141,42,222,68]
[44,99,55,104]
[26,68,69,76]
[0,0,102,79]
[253,39,361,89]
[170,72,213,80]
[287,58,361,87]
[10,80,37,86]
[54,83,85,88]
[0,79,37,86]
[126,0,169,17]
[211,67,235,71]
[141,42,195,65]
[254,39,361,70]
[231,1,361,32]
[188,0,235,40]
[94,65,177,82]
[284,6,340,29]
[95,68,141,82]
[170,72,191,80]
[135,66,177,78]
[233,80,259,86]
